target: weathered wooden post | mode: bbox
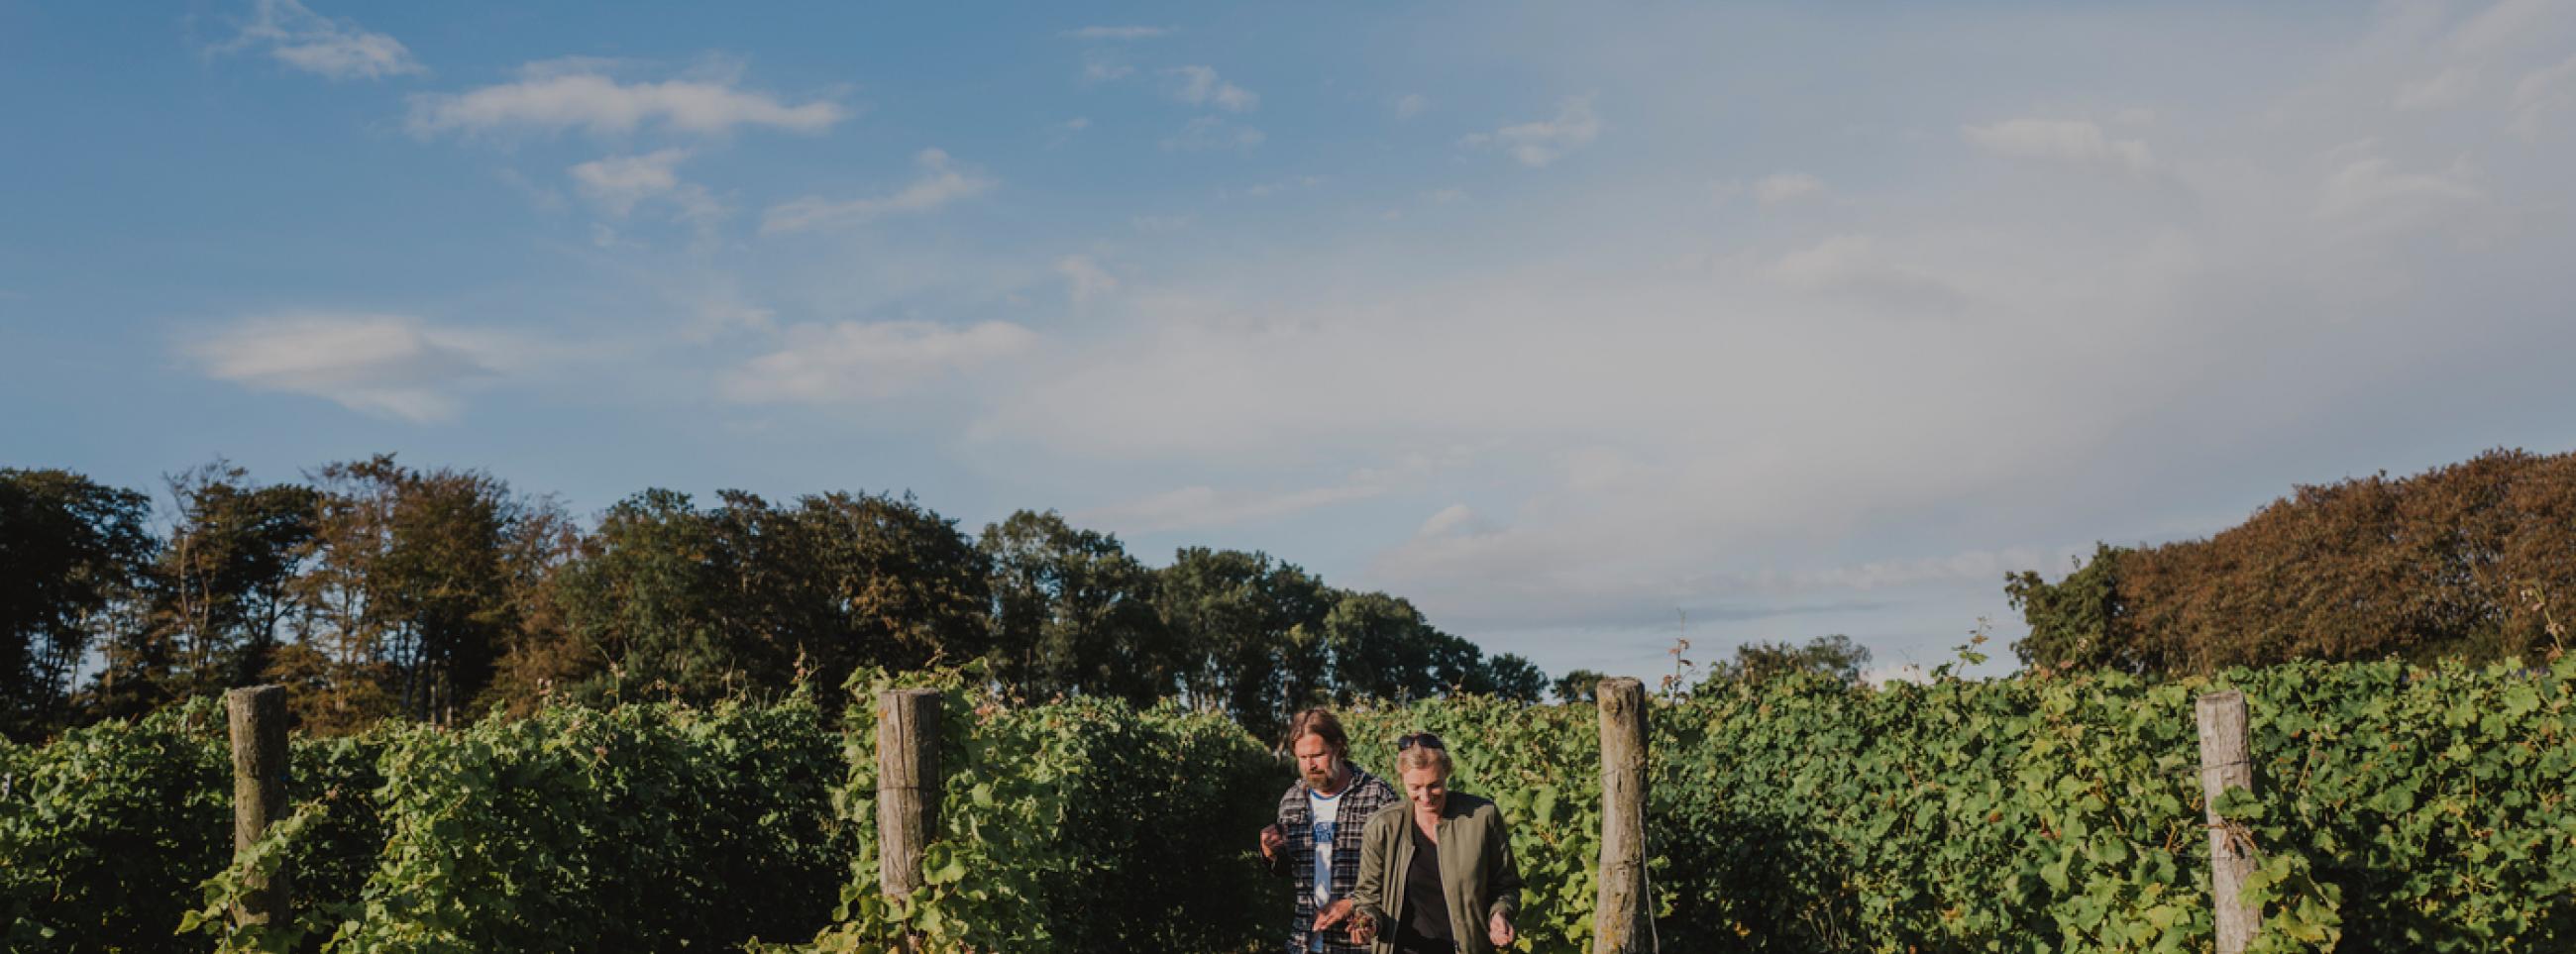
[1594,677,1652,953]
[2197,689,2258,954]
[877,689,943,901]
[225,686,290,927]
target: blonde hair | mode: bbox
[1394,736,1452,778]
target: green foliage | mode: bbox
[1345,695,1608,951]
[0,697,227,953]
[322,693,843,952]
[0,468,156,739]
[1698,634,1876,688]
[2235,658,2576,951]
[10,659,2575,953]
[775,664,1283,954]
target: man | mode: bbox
[1261,707,1400,954]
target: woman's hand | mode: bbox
[1488,910,1516,947]
[1347,911,1377,946]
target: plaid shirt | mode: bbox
[1273,766,1400,954]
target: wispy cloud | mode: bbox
[1164,65,1258,111]
[1392,93,1431,120]
[407,64,845,138]
[761,149,995,234]
[721,320,1037,403]
[183,313,518,423]
[1161,116,1265,152]
[2316,153,2481,228]
[1064,25,1173,41]
[220,0,423,80]
[1753,171,1827,205]
[1767,235,1972,313]
[1962,118,2157,175]
[1461,96,1600,167]
[569,149,721,222]
[2512,53,2576,137]
[1057,255,1120,302]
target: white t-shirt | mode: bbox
[1308,786,1343,911]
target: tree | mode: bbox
[2004,543,2132,671]
[979,510,1172,704]
[1552,669,1607,704]
[1155,548,1331,740]
[291,456,547,727]
[1476,652,1549,703]
[92,462,320,718]
[2008,449,2576,673]
[1701,634,1874,687]
[0,469,155,739]
[497,488,772,707]
[715,489,992,699]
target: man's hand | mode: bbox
[1259,824,1286,861]
[1488,910,1516,947]
[1347,912,1377,946]
[1313,898,1354,931]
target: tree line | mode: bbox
[0,456,1548,741]
[2008,447,2576,673]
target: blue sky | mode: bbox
[6,0,2576,683]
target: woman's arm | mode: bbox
[1484,804,1523,925]
[1351,811,1395,937]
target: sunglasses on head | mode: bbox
[1396,732,1446,751]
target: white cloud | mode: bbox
[1064,25,1173,40]
[2512,53,2576,137]
[2448,0,2575,56]
[407,66,845,138]
[1239,174,1323,198]
[1962,118,2157,175]
[1417,503,1491,538]
[1165,65,1258,111]
[2395,65,2481,110]
[1057,255,1120,302]
[1767,235,1971,311]
[1461,96,1601,167]
[183,313,518,423]
[1753,171,1827,205]
[2317,154,2481,225]
[1082,53,1136,83]
[1161,116,1265,152]
[566,150,698,216]
[722,320,1038,403]
[761,149,996,234]
[1075,483,1386,534]
[223,0,422,81]
[1393,93,1432,119]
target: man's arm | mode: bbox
[1261,822,1290,877]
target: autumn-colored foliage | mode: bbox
[2010,448,2576,673]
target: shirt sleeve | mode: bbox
[1352,811,1394,935]
[1484,804,1523,924]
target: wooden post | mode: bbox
[2197,689,2258,954]
[225,686,290,927]
[877,689,943,901]
[1594,677,1652,953]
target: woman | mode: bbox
[1323,732,1523,953]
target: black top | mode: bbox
[1394,820,1453,953]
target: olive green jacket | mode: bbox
[1350,793,1523,954]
